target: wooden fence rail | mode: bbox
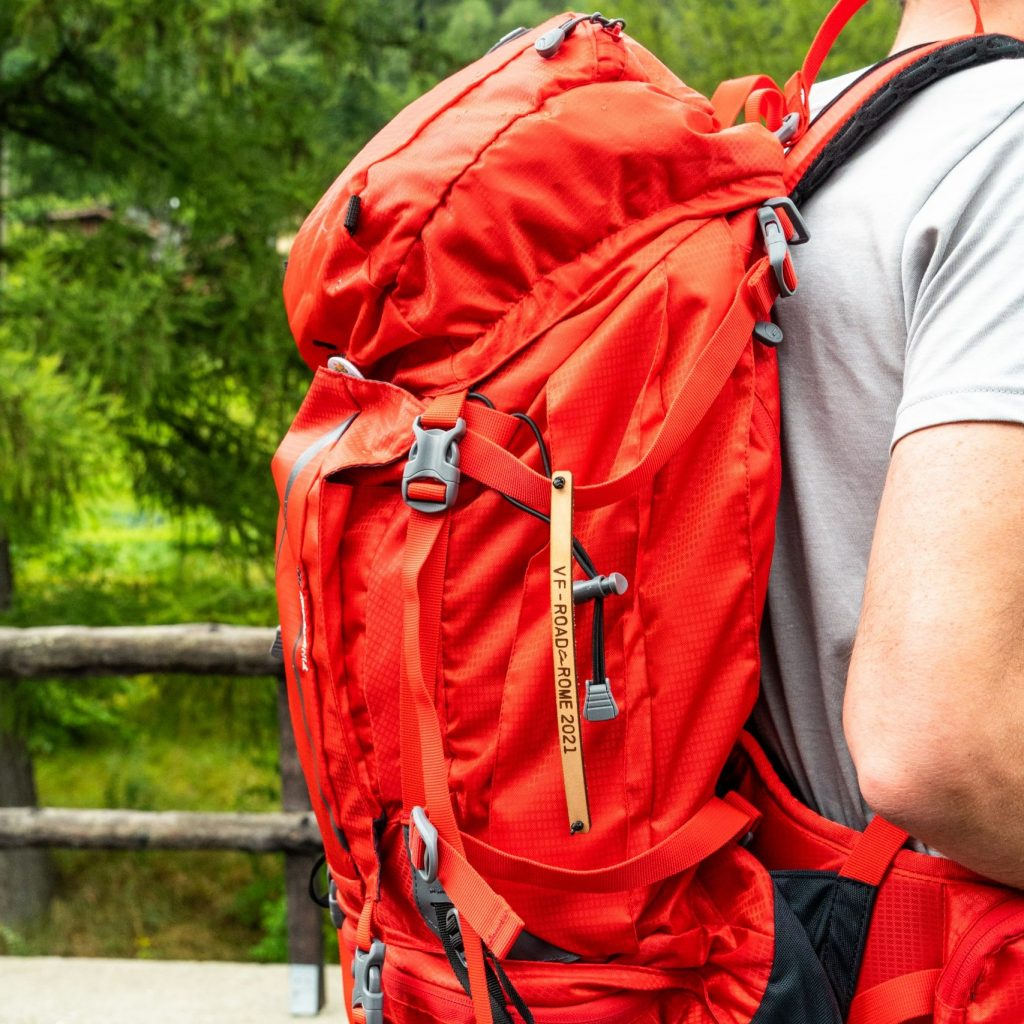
[0,624,278,678]
[0,808,320,853]
[0,623,328,1017]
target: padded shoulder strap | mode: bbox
[787,34,1024,205]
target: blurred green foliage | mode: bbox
[1,0,901,960]
[1,0,900,556]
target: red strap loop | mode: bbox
[711,74,780,127]
[745,87,786,132]
[840,814,909,887]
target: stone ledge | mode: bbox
[0,956,344,1024]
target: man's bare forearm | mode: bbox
[844,421,1024,888]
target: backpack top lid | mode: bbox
[282,16,786,391]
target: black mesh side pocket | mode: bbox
[751,876,844,1023]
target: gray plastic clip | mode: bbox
[774,112,801,145]
[409,805,439,884]
[402,416,467,513]
[327,878,345,931]
[757,197,810,298]
[352,939,386,1024]
[327,355,365,379]
[572,573,628,604]
[583,678,619,722]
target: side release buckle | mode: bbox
[402,416,467,513]
[352,939,386,1024]
[757,197,810,298]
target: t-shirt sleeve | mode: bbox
[892,100,1024,448]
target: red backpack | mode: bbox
[272,2,1024,1021]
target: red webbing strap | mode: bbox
[839,815,909,887]
[456,794,758,893]
[463,401,520,448]
[399,391,500,1024]
[459,258,778,515]
[711,74,780,127]
[970,0,986,35]
[421,393,469,430]
[435,840,526,958]
[789,0,984,128]
[847,968,941,1024]
[355,894,375,955]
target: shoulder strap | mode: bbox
[787,33,1024,205]
[784,0,983,133]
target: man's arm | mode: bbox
[845,421,1024,887]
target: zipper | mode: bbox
[937,897,1024,1007]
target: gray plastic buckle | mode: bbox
[327,878,345,931]
[401,416,467,513]
[352,939,386,1024]
[409,805,439,884]
[757,197,810,298]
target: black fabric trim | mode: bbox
[792,35,1024,207]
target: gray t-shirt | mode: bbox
[754,57,1024,831]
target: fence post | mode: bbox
[277,676,326,1016]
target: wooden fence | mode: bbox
[0,623,329,1017]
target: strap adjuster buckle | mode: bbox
[409,805,440,883]
[402,416,467,513]
[757,197,810,298]
[327,878,345,930]
[352,939,386,1024]
[444,907,468,968]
